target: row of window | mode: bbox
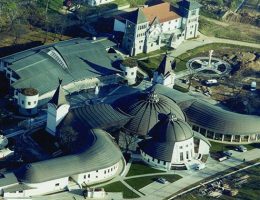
[138,24,147,30]
[137,32,145,38]
[82,165,117,179]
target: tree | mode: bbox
[59,126,79,153]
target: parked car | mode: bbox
[223,150,232,157]
[235,145,247,152]
[195,163,206,170]
[157,177,168,184]
[205,79,218,86]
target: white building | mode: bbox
[153,53,176,88]
[114,1,201,56]
[139,114,210,170]
[17,88,39,116]
[46,81,70,136]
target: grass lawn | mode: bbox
[125,174,182,190]
[199,17,260,44]
[210,141,260,153]
[102,181,139,198]
[126,161,164,177]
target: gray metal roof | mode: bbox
[15,129,122,183]
[153,84,260,136]
[149,114,194,143]
[184,101,260,135]
[2,38,123,95]
[139,139,175,162]
[62,104,131,130]
[139,115,193,162]
[113,90,185,136]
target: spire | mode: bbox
[49,79,68,107]
[157,53,176,76]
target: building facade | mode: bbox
[114,1,201,56]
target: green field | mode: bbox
[126,161,164,177]
[102,181,140,198]
[199,17,260,44]
[125,174,182,190]
[210,141,260,153]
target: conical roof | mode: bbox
[157,53,176,76]
[49,80,68,107]
[113,90,185,136]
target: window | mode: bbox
[131,72,134,75]
[88,174,90,178]
[191,10,196,16]
[164,161,166,165]
[19,191,23,193]
[104,170,106,174]
[179,146,183,149]
[108,169,110,173]
[55,183,60,187]
[186,151,189,159]
[190,31,193,34]
[28,102,31,105]
[22,100,24,105]
[139,46,142,50]
[180,152,184,161]
[34,101,37,104]
[157,159,160,164]
[96,170,98,172]
[84,175,86,179]
[152,158,154,162]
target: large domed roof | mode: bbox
[138,114,194,162]
[113,90,185,136]
[149,114,194,143]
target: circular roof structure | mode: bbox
[149,114,194,143]
[113,90,185,136]
[139,114,194,162]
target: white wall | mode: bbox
[46,103,70,135]
[114,19,126,33]
[171,138,194,164]
[120,64,137,85]
[140,150,170,170]
[197,139,210,155]
[71,162,119,185]
[161,18,181,33]
[18,93,39,109]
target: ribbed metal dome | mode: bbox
[113,90,185,136]
[149,114,194,143]
[138,114,194,162]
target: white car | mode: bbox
[235,145,247,152]
[157,177,168,184]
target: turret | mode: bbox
[120,58,138,85]
[46,80,70,136]
[153,53,176,88]
[18,88,39,116]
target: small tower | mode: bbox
[178,0,202,39]
[120,58,138,85]
[46,80,70,136]
[18,88,39,116]
[153,53,176,88]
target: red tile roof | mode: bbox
[142,2,180,24]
